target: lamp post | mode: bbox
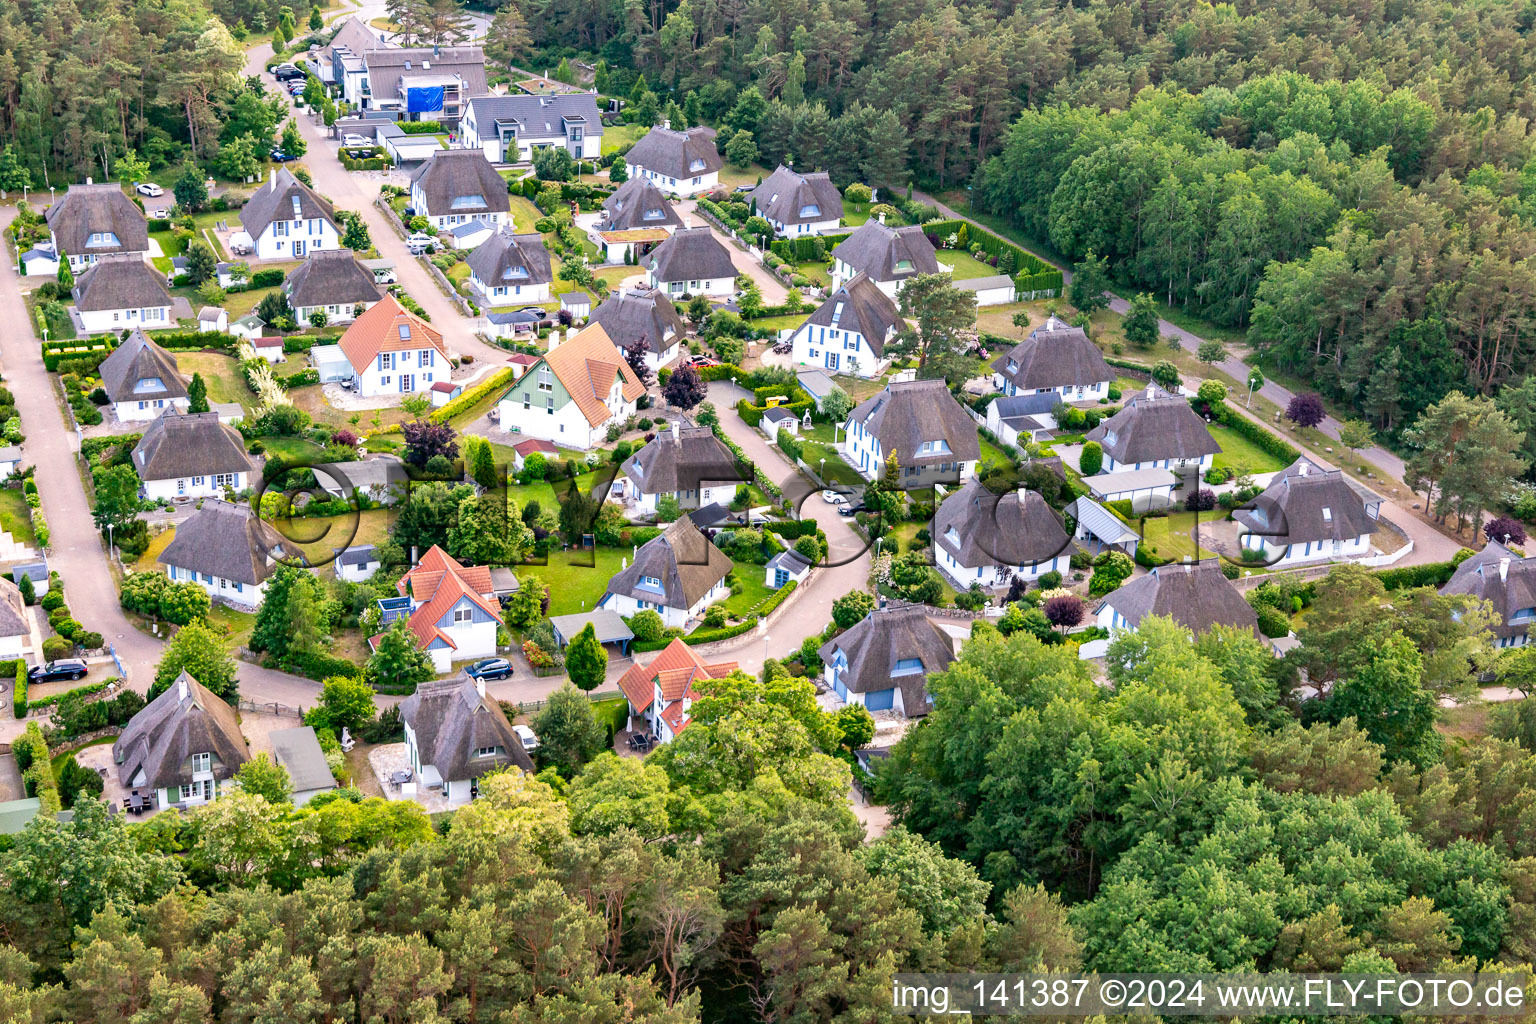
[106,523,115,565]
[1247,368,1263,409]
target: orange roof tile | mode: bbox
[399,546,494,600]
[659,700,690,735]
[532,324,646,428]
[615,638,736,713]
[338,294,448,373]
[391,545,503,652]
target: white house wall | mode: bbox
[791,321,884,378]
[114,396,189,422]
[165,563,267,609]
[78,304,172,335]
[252,219,339,261]
[625,164,718,197]
[143,470,249,502]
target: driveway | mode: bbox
[676,200,789,305]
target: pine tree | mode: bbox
[564,622,607,692]
[683,90,703,128]
[308,5,322,31]
[56,256,73,290]
[187,373,209,413]
[366,618,434,690]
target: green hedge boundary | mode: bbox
[10,660,25,718]
[1201,398,1300,464]
[1377,561,1459,591]
[769,234,851,261]
[921,218,1062,297]
[23,679,115,712]
[433,367,514,424]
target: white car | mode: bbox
[822,489,849,505]
[135,182,163,197]
[513,724,540,752]
[341,133,372,147]
[405,232,434,253]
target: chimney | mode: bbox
[270,167,278,191]
[177,676,188,700]
[547,329,560,351]
[662,118,671,131]
[1297,461,1309,476]
[671,420,680,441]
[474,675,485,698]
[877,210,885,225]
[411,545,419,565]
[1501,557,1511,582]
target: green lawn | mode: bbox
[522,546,630,617]
[1139,511,1220,563]
[592,264,638,291]
[841,202,905,230]
[504,468,608,515]
[0,489,36,547]
[749,313,809,333]
[508,196,543,234]
[1208,422,1287,477]
[176,351,255,411]
[601,123,649,156]
[937,249,1003,281]
[257,436,332,463]
[720,559,775,618]
[275,508,394,570]
[796,425,864,488]
[789,260,832,288]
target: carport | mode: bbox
[549,609,635,656]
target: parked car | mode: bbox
[686,356,720,368]
[343,148,379,159]
[269,148,294,162]
[838,502,864,517]
[512,724,540,752]
[341,133,372,147]
[287,83,306,96]
[135,182,163,197]
[732,183,754,193]
[405,232,434,253]
[28,659,87,683]
[465,657,513,681]
[821,489,843,504]
[272,64,303,82]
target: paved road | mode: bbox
[0,208,324,738]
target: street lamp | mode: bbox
[106,523,115,564]
[1246,368,1263,409]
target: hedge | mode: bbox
[250,268,285,288]
[396,121,443,134]
[756,579,798,616]
[11,660,24,718]
[23,679,113,712]
[279,648,361,683]
[341,151,392,172]
[42,340,114,372]
[1201,399,1300,463]
[1377,561,1459,591]
[765,520,820,539]
[1105,358,1154,380]
[923,218,1055,277]
[432,367,514,424]
[769,234,851,261]
[279,368,321,389]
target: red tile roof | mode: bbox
[338,294,447,372]
[616,638,736,714]
[391,545,501,651]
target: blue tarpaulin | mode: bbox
[405,85,444,113]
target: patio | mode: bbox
[73,741,176,820]
[365,742,461,812]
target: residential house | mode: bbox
[510,437,559,470]
[991,315,1114,403]
[376,545,503,673]
[830,221,940,299]
[271,726,336,806]
[764,548,811,589]
[623,125,723,197]
[1084,384,1221,473]
[1442,541,1536,648]
[749,165,843,236]
[789,272,898,378]
[601,517,732,629]
[818,601,955,716]
[238,168,341,261]
[617,421,741,516]
[282,250,384,327]
[460,93,603,163]
[466,228,553,305]
[933,477,1072,589]
[448,220,496,250]
[72,254,173,334]
[113,671,248,809]
[483,309,542,340]
[1234,457,1381,566]
[984,392,1059,447]
[46,182,149,272]
[644,227,736,298]
[495,324,645,449]
[316,456,408,505]
[593,177,682,262]
[588,289,685,371]
[132,411,254,501]
[615,637,737,742]
[409,150,511,232]
[337,294,449,397]
[251,337,286,363]
[0,577,32,661]
[158,500,288,609]
[354,46,487,126]
[844,378,981,486]
[336,544,382,583]
[1095,559,1260,638]
[323,15,386,97]
[398,672,534,804]
[98,330,189,422]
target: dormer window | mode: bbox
[473,745,499,758]
[1322,507,1332,522]
[192,752,211,773]
[639,575,663,589]
[504,265,529,279]
[830,301,844,325]
[894,259,913,272]
[894,657,924,675]
[643,207,665,220]
[919,439,952,455]
[450,194,487,210]
[86,231,120,248]
[689,158,706,172]
[134,376,164,392]
[1006,359,1018,373]
[799,204,821,218]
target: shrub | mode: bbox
[1079,441,1103,477]
[42,636,73,661]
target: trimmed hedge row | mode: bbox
[10,660,25,718]
[765,520,820,539]
[756,579,798,616]
[923,218,1054,276]
[769,234,851,261]
[1202,398,1300,464]
[24,679,113,712]
[1105,357,1154,380]
[432,367,514,424]
[1377,561,1459,591]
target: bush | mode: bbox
[1037,570,1063,590]
[1079,441,1103,477]
[11,660,24,719]
[1253,603,1291,639]
[42,636,73,661]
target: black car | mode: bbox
[273,65,304,82]
[28,659,86,683]
[464,658,513,681]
